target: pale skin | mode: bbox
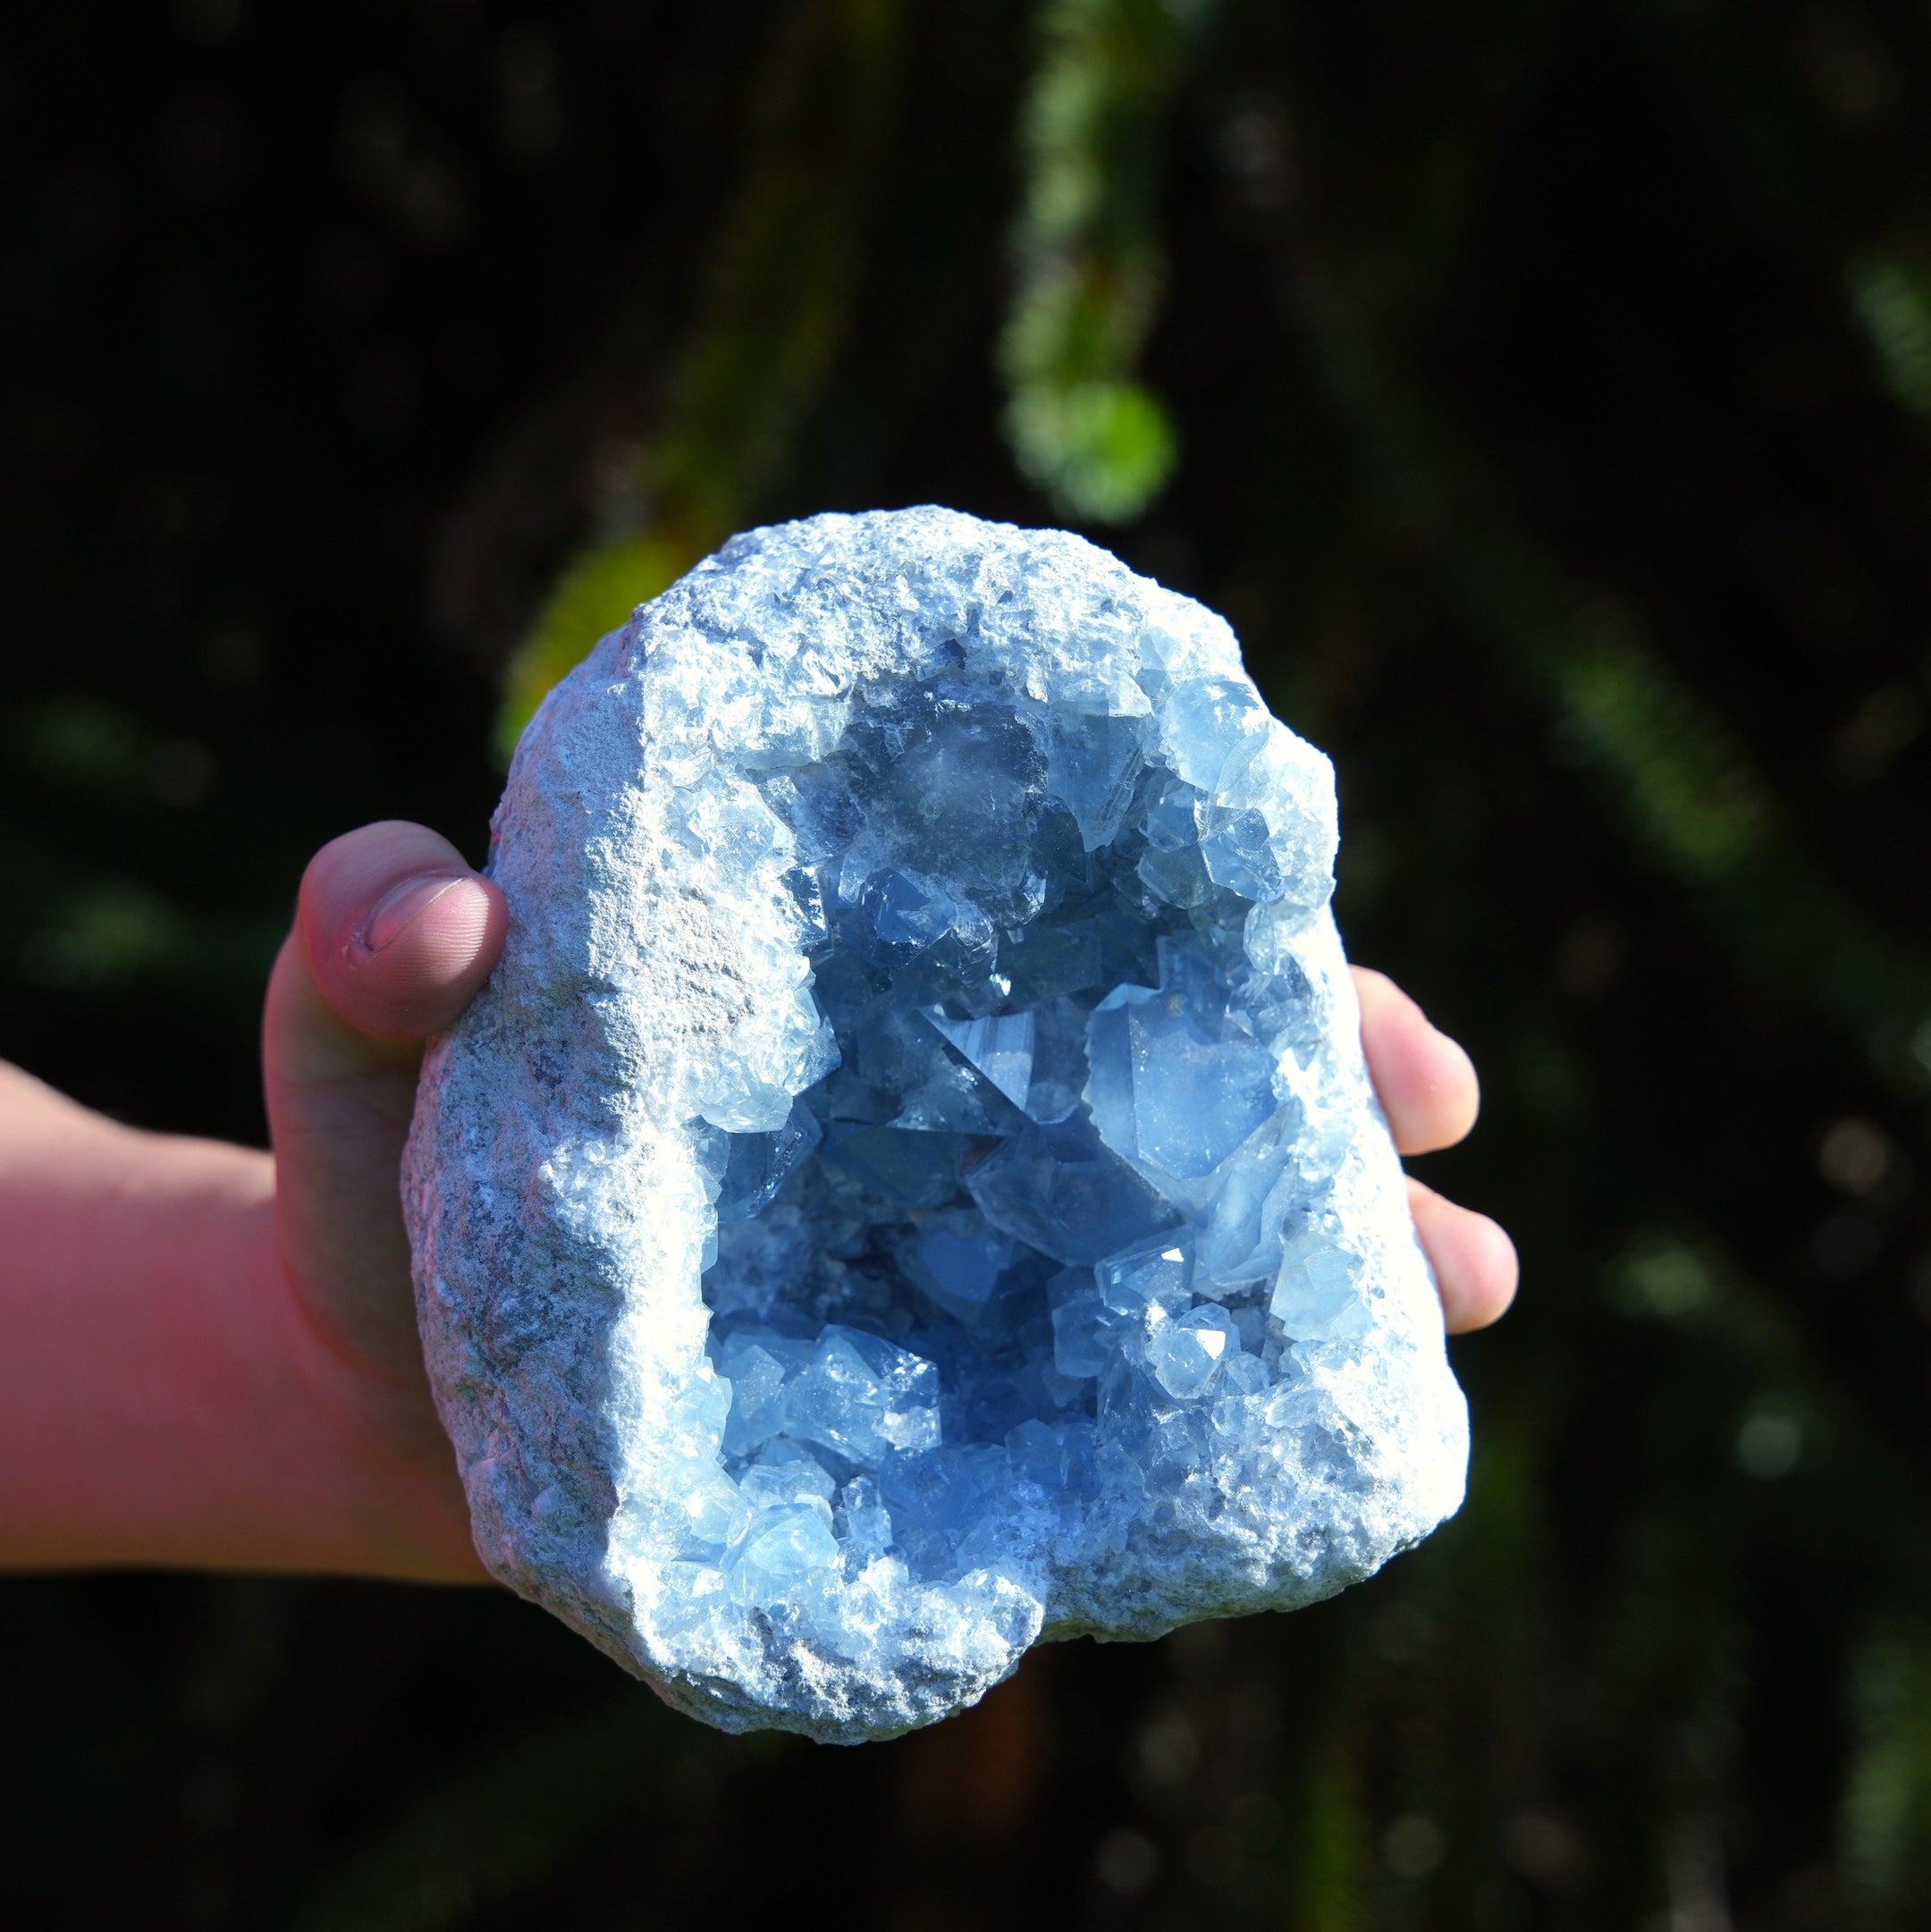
[0,821,1518,1582]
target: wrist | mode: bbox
[0,1066,485,1581]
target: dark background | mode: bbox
[8,0,1931,1925]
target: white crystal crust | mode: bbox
[403,507,1469,1742]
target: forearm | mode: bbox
[0,1064,481,1578]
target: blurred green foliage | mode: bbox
[11,0,1931,1928]
[1853,256,1931,422]
[999,0,1201,521]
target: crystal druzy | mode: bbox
[403,507,1468,1742]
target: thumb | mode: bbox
[264,822,506,1388]
[298,821,506,1048]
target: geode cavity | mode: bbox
[403,507,1468,1742]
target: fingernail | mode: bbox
[358,871,470,954]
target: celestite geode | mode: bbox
[402,507,1468,1742]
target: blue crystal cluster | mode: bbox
[696,676,1342,1585]
[404,508,1468,1742]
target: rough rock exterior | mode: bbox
[403,507,1468,1742]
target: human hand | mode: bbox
[1352,966,1518,1332]
[0,831,1506,1582]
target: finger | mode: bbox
[299,821,507,1046]
[1353,966,1480,1155]
[1408,1177,1519,1333]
